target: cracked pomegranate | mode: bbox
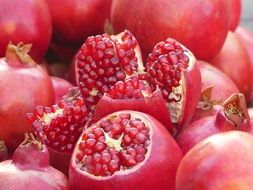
[69,110,182,190]
[27,88,90,175]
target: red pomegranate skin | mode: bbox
[229,0,241,31]
[111,0,230,61]
[191,61,239,122]
[69,111,183,190]
[51,76,74,103]
[0,0,52,62]
[45,0,112,47]
[176,131,253,190]
[0,45,55,152]
[211,32,253,101]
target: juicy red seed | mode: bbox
[27,94,89,153]
[146,38,190,103]
[76,113,150,176]
[77,30,140,110]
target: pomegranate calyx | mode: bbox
[223,93,250,126]
[12,133,49,169]
[5,42,36,66]
[0,141,6,151]
[197,86,222,110]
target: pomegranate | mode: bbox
[111,0,230,61]
[176,131,253,190]
[0,43,55,152]
[45,0,112,47]
[76,30,144,110]
[228,0,241,31]
[0,134,69,189]
[51,76,74,103]
[0,140,7,162]
[27,89,91,175]
[211,32,253,101]
[191,61,240,122]
[69,110,183,190]
[0,0,52,62]
[177,93,252,154]
[145,38,201,134]
[94,76,173,133]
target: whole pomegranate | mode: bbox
[211,32,253,101]
[69,110,183,190]
[51,76,74,103]
[0,0,52,62]
[191,61,239,122]
[0,134,69,189]
[228,0,241,31]
[177,93,253,154]
[45,0,112,47]
[176,131,253,190]
[111,0,230,61]
[0,43,55,152]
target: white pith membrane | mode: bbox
[39,109,64,125]
[74,112,153,179]
[167,50,194,126]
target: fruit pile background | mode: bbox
[1,0,253,190]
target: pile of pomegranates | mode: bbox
[1,0,253,189]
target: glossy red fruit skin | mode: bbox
[0,0,52,62]
[211,32,253,101]
[176,131,253,190]
[69,111,183,190]
[235,27,253,103]
[111,0,230,61]
[191,61,239,122]
[94,88,173,133]
[51,76,74,103]
[0,134,69,190]
[45,0,112,47]
[229,0,241,31]
[177,93,252,154]
[0,44,55,152]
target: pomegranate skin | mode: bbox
[45,0,112,47]
[111,0,230,61]
[191,61,239,122]
[51,76,74,103]
[228,0,241,31]
[0,0,52,62]
[0,44,55,151]
[176,131,253,190]
[69,111,183,190]
[211,32,253,101]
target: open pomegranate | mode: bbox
[27,88,91,175]
[0,140,7,162]
[0,43,55,152]
[211,32,253,101]
[191,61,240,122]
[69,110,183,190]
[94,76,173,133]
[0,0,52,62]
[75,30,144,110]
[176,131,253,190]
[145,38,201,134]
[177,93,253,154]
[45,0,112,47]
[0,133,69,189]
[111,0,230,61]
